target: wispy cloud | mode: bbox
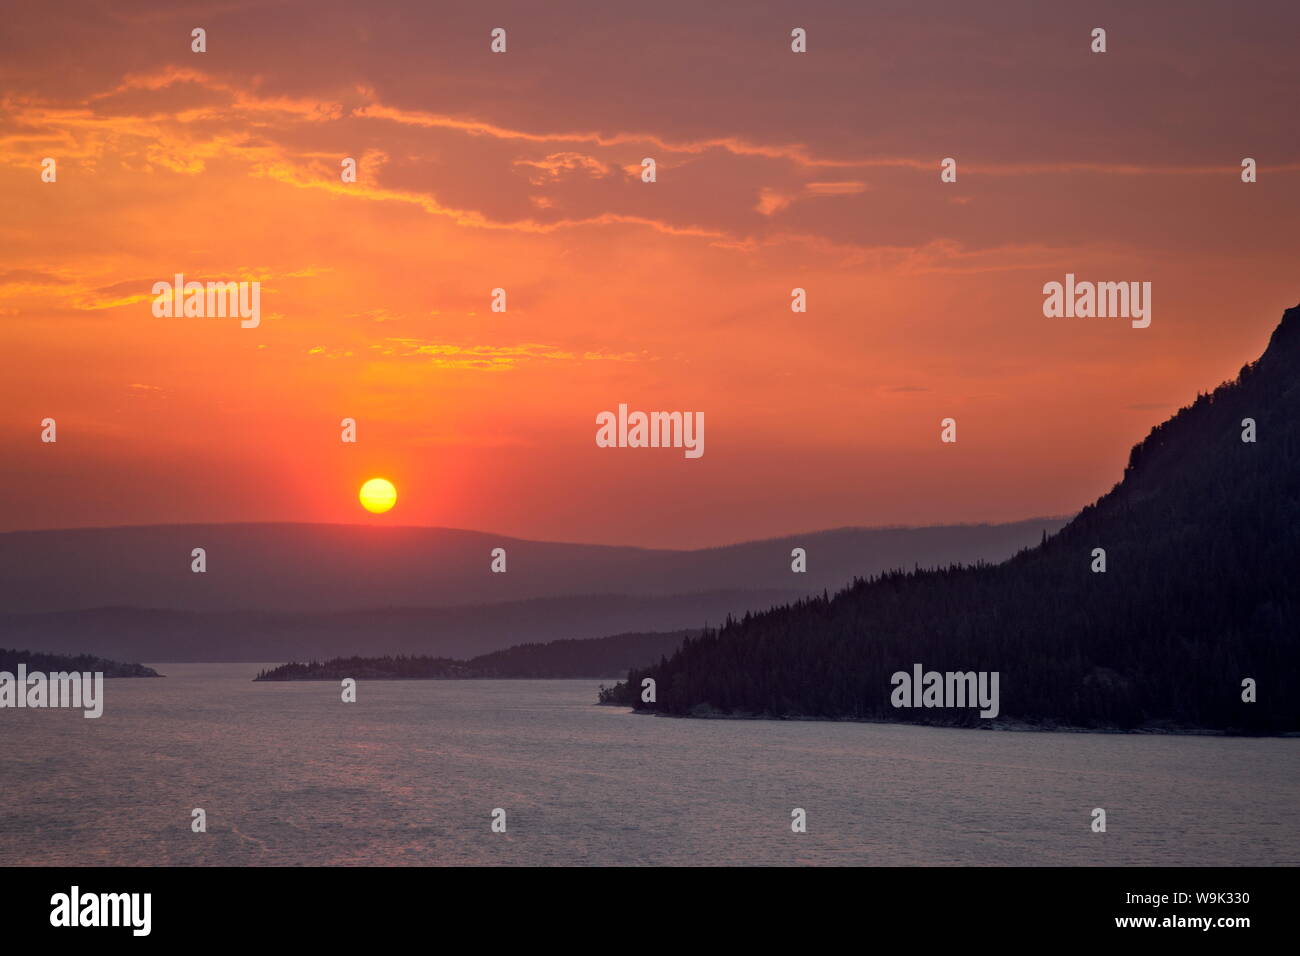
[365,338,646,370]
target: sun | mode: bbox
[359,477,397,514]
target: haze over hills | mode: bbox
[0,592,793,662]
[0,520,1063,661]
[0,519,1065,613]
[604,304,1300,733]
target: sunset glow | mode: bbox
[0,2,1297,547]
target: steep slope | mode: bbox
[603,305,1300,733]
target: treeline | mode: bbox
[465,630,697,677]
[257,655,467,681]
[0,647,160,678]
[256,629,696,680]
[600,306,1300,734]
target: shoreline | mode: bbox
[606,705,1299,738]
[253,675,625,682]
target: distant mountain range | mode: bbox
[0,519,1064,613]
[602,304,1300,734]
[0,520,1062,662]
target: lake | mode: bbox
[1,663,1295,866]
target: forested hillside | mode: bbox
[256,629,695,680]
[601,306,1300,733]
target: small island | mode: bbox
[1,648,161,678]
[258,656,471,681]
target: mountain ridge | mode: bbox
[0,518,1066,614]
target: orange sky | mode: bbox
[2,0,1298,547]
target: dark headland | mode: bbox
[600,303,1300,735]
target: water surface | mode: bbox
[1,663,1294,866]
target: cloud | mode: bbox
[365,339,646,370]
[12,65,1290,263]
[514,152,613,184]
